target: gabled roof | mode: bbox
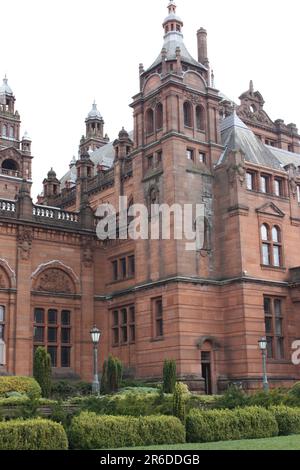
[267,145,300,168]
[218,112,283,170]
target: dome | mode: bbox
[118,127,129,139]
[22,131,32,142]
[0,76,13,96]
[47,168,57,179]
[86,101,103,121]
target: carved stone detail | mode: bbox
[227,161,246,187]
[36,269,73,294]
[184,92,201,105]
[148,94,162,109]
[17,227,33,261]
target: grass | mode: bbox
[118,435,300,450]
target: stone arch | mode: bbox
[196,336,221,351]
[0,259,16,289]
[183,70,207,91]
[31,260,80,295]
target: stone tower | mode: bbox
[130,1,222,281]
[0,76,33,199]
[79,101,109,154]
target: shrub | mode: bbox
[33,347,52,398]
[173,382,186,423]
[270,406,300,435]
[101,356,123,394]
[216,384,248,409]
[186,406,278,443]
[248,389,287,408]
[0,419,68,450]
[68,412,185,449]
[286,382,300,407]
[51,380,92,400]
[163,360,177,394]
[0,376,41,399]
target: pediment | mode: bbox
[256,202,285,218]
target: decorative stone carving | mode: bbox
[285,164,298,197]
[184,91,201,105]
[36,269,73,294]
[227,161,246,187]
[17,227,33,260]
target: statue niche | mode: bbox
[35,268,74,294]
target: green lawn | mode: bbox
[118,435,300,451]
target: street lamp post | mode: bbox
[90,326,101,395]
[258,337,269,392]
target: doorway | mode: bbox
[201,351,212,395]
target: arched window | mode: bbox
[272,226,282,267]
[1,159,19,171]
[261,224,271,266]
[2,125,7,137]
[156,103,163,131]
[196,105,205,131]
[261,224,282,267]
[9,126,14,138]
[145,109,154,134]
[183,101,192,127]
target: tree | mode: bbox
[173,382,186,423]
[33,347,52,398]
[101,355,123,394]
[163,359,177,394]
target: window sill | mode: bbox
[112,342,135,348]
[151,337,165,343]
[108,276,135,286]
[261,264,286,272]
[267,359,290,365]
[246,189,289,201]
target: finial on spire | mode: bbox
[211,69,215,88]
[249,80,254,94]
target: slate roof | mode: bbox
[218,112,283,170]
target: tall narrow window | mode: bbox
[195,105,205,130]
[128,255,135,277]
[186,148,194,161]
[274,179,283,197]
[272,226,282,267]
[261,224,271,266]
[246,172,255,190]
[156,103,163,130]
[183,102,192,127]
[264,297,285,360]
[297,185,300,203]
[112,260,118,281]
[154,298,163,338]
[146,109,154,134]
[0,306,5,365]
[0,306,5,341]
[120,258,127,279]
[260,175,270,194]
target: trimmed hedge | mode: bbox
[0,419,68,450]
[0,376,41,399]
[270,406,300,436]
[70,391,217,417]
[68,412,185,449]
[186,407,278,443]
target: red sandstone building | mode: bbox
[0,2,300,393]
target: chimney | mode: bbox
[197,28,209,66]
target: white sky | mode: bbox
[1,0,299,198]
